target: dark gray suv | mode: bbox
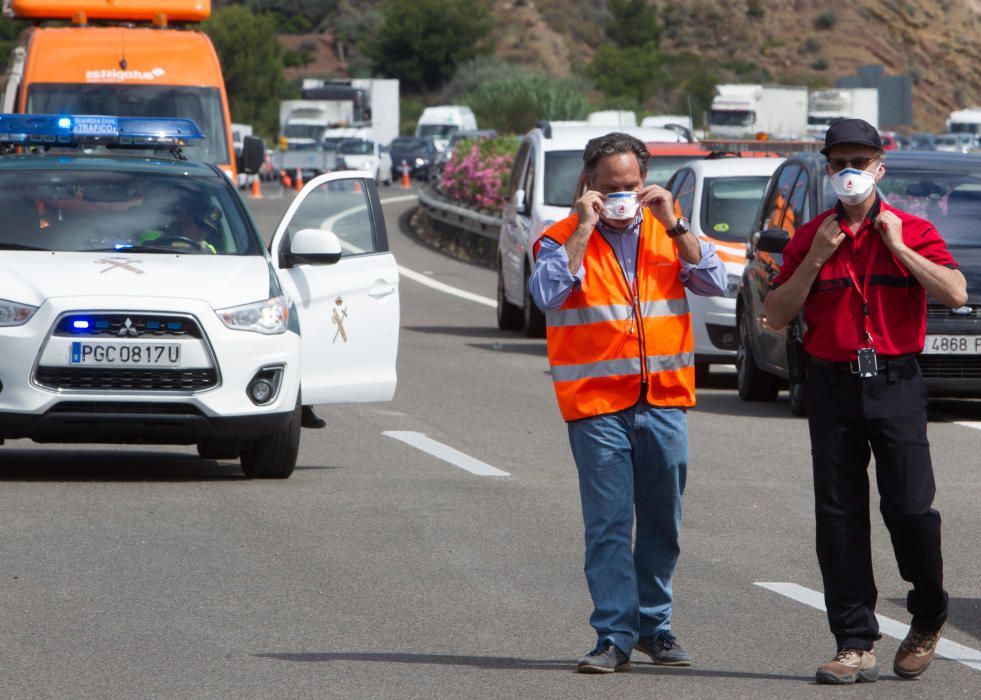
[738,151,981,415]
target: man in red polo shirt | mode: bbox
[765,119,967,685]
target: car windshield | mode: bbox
[700,176,770,242]
[339,140,374,155]
[418,124,458,138]
[879,168,981,247]
[0,169,260,255]
[709,110,754,127]
[544,150,585,207]
[28,84,230,166]
[646,156,703,186]
[284,124,324,140]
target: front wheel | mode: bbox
[736,311,779,401]
[789,381,807,416]
[497,264,523,330]
[240,400,301,478]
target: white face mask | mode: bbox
[831,167,878,206]
[602,192,639,221]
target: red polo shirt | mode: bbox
[773,197,958,362]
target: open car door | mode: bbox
[270,171,399,404]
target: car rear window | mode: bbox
[700,176,771,242]
[880,168,981,247]
[0,169,260,255]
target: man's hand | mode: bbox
[875,210,907,255]
[638,184,677,230]
[804,216,847,266]
[574,176,603,230]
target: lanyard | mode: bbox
[838,222,879,348]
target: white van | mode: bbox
[415,105,477,151]
[497,122,684,337]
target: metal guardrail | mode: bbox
[417,184,503,240]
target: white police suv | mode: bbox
[0,114,399,478]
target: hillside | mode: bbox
[288,0,981,132]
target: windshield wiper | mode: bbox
[0,243,46,251]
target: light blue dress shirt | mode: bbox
[529,213,729,311]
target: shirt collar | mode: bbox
[835,194,882,237]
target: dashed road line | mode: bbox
[383,431,510,477]
[755,581,981,673]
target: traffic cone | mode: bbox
[249,175,262,199]
[353,179,362,194]
[280,170,292,190]
[400,160,411,189]
[294,168,303,191]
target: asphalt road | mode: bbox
[1,179,979,699]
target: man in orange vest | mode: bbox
[530,133,727,673]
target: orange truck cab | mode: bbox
[1,0,236,178]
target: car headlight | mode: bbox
[216,296,289,334]
[414,157,427,167]
[725,273,740,299]
[0,298,38,326]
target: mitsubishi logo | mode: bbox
[118,318,140,337]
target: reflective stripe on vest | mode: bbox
[550,351,693,383]
[546,298,688,327]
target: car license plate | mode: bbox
[70,341,181,367]
[922,335,981,355]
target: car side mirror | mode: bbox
[283,228,343,267]
[513,188,526,211]
[757,227,790,254]
[241,135,266,175]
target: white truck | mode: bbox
[274,79,399,177]
[708,84,808,140]
[806,88,879,138]
[947,108,981,135]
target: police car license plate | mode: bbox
[922,335,981,355]
[70,341,181,367]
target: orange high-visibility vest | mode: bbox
[536,211,695,421]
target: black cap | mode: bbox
[821,118,882,156]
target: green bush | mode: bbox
[814,11,837,30]
[465,75,589,134]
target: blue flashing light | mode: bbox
[0,113,204,149]
[72,319,90,330]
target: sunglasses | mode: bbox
[828,157,879,172]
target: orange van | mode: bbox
[1,0,236,178]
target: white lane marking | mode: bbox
[954,421,981,431]
[755,582,981,672]
[321,193,498,308]
[379,194,420,205]
[383,431,510,477]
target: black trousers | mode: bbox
[803,359,948,651]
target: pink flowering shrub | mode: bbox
[440,135,519,213]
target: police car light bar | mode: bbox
[0,114,204,148]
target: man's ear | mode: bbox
[875,162,886,182]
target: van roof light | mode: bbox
[152,13,168,28]
[72,10,87,26]
[0,114,204,148]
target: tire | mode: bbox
[497,264,523,331]
[522,265,546,338]
[789,381,807,417]
[239,399,301,479]
[694,362,710,387]
[197,439,240,460]
[736,311,779,401]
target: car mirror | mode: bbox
[283,228,343,267]
[513,188,526,210]
[241,135,266,175]
[757,227,791,254]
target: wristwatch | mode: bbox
[666,216,690,238]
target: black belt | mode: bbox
[807,353,918,375]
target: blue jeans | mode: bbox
[567,401,688,655]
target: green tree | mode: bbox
[604,0,662,49]
[0,16,26,75]
[465,74,589,134]
[362,0,493,93]
[201,6,286,141]
[586,44,661,106]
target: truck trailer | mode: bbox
[806,88,879,138]
[708,84,808,140]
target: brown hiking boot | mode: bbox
[815,648,878,685]
[894,626,943,679]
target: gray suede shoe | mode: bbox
[635,632,693,666]
[577,640,631,673]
